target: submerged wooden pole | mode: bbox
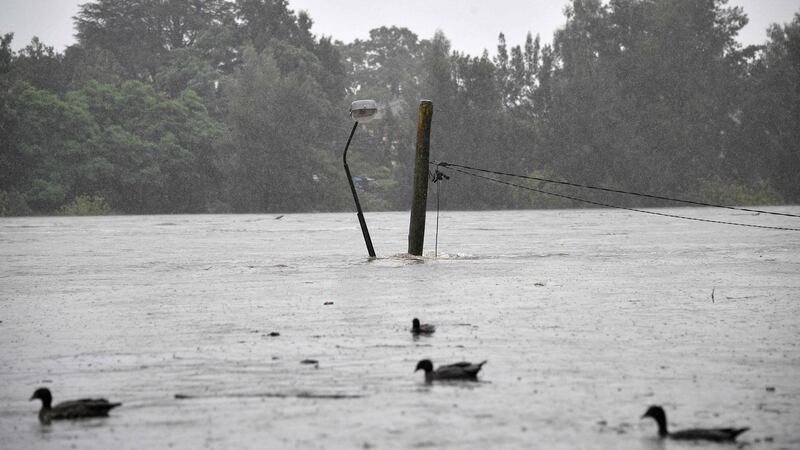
[408,99,433,256]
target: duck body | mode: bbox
[668,427,750,442]
[31,388,121,424]
[411,318,435,335]
[642,405,748,442]
[415,359,486,383]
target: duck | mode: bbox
[641,405,749,442]
[411,318,436,335]
[30,387,121,424]
[414,359,486,383]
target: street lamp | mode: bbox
[343,100,378,258]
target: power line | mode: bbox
[431,160,800,218]
[439,165,800,232]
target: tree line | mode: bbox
[1,0,798,215]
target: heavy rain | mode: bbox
[1,1,799,448]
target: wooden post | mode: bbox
[408,100,433,256]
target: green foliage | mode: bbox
[2,0,798,215]
[1,80,101,211]
[1,78,223,214]
[8,37,69,92]
[58,194,112,215]
[76,0,236,82]
[0,33,12,73]
[0,190,32,216]
[224,47,340,212]
[510,170,579,209]
[70,80,224,213]
[154,48,219,98]
[689,177,783,206]
[734,13,800,202]
[236,0,309,52]
[359,190,394,212]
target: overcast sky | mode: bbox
[1,0,798,55]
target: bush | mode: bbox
[510,169,579,209]
[689,178,783,206]
[0,190,33,216]
[58,195,113,216]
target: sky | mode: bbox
[1,0,798,55]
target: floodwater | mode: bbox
[1,208,798,449]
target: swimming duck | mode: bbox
[411,318,436,335]
[30,387,121,424]
[641,405,749,442]
[414,359,486,383]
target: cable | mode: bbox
[430,168,450,257]
[443,165,800,232]
[431,160,800,218]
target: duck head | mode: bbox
[414,359,434,373]
[412,318,421,330]
[30,388,53,408]
[642,405,668,437]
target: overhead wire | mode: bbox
[431,160,800,218]
[434,163,800,232]
[430,168,450,257]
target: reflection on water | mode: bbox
[1,208,798,448]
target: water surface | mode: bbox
[1,208,799,448]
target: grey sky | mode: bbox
[1,0,798,54]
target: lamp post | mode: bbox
[343,100,378,258]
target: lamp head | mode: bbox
[350,99,378,123]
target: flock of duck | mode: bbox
[29,317,749,443]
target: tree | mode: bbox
[737,13,800,202]
[223,47,343,212]
[3,0,797,215]
[72,81,224,213]
[494,33,512,108]
[0,78,226,214]
[76,0,235,83]
[538,0,753,201]
[0,81,102,211]
[345,27,423,100]
[607,0,750,195]
[9,37,69,93]
[235,0,308,52]
[0,33,12,75]
[0,33,16,195]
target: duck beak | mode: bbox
[640,413,648,419]
[29,395,35,401]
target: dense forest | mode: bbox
[1,0,798,215]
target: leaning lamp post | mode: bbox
[343,100,378,258]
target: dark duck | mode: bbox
[411,318,435,335]
[30,387,121,424]
[641,405,749,442]
[414,359,486,383]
